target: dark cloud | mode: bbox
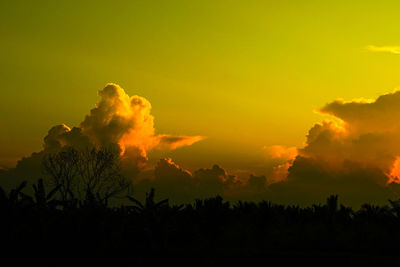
[266,156,395,207]
[44,125,92,152]
[132,158,269,203]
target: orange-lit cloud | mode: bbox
[7,84,400,206]
[157,135,205,150]
[263,145,297,160]
[262,145,298,183]
[9,83,204,182]
[270,162,294,184]
[365,45,400,55]
[249,90,400,206]
[80,83,204,160]
[388,157,400,184]
[294,90,400,185]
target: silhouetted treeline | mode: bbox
[2,180,400,266]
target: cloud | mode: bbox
[146,158,195,202]
[267,156,393,207]
[44,124,92,152]
[263,145,297,161]
[6,82,400,207]
[319,92,400,134]
[5,83,204,183]
[157,135,205,150]
[133,158,268,203]
[305,90,400,177]
[80,83,204,159]
[365,45,400,55]
[262,145,298,184]
[153,158,193,186]
[263,90,400,206]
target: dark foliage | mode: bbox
[1,181,400,266]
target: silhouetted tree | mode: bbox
[43,146,132,205]
[327,194,338,214]
[42,147,79,202]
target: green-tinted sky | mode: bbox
[2,0,400,172]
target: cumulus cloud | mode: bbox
[303,91,400,179]
[80,83,204,160]
[262,145,298,184]
[7,83,204,183]
[6,82,400,206]
[133,158,268,203]
[130,89,400,205]
[263,145,298,160]
[265,90,400,206]
[43,124,92,152]
[147,158,195,201]
[365,45,400,55]
[268,156,393,206]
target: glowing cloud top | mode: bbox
[42,83,204,165]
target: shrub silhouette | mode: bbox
[0,181,27,210]
[19,178,61,209]
[1,180,400,265]
[127,188,169,214]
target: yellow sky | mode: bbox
[2,0,400,173]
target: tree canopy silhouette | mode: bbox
[42,146,132,205]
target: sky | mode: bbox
[2,1,400,205]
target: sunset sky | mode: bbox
[2,1,400,205]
